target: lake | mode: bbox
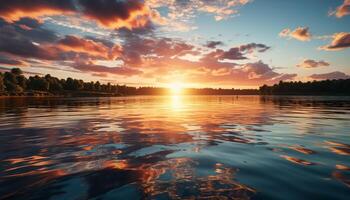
[0,96,349,200]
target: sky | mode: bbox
[0,0,349,89]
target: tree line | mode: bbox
[0,68,258,96]
[1,68,349,96]
[259,79,350,95]
[0,68,129,96]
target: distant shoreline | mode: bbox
[1,94,350,99]
[1,68,349,97]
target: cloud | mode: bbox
[0,18,58,43]
[0,0,163,30]
[279,27,312,41]
[72,61,143,76]
[329,0,350,18]
[0,9,293,87]
[201,43,271,62]
[57,35,122,60]
[0,19,125,62]
[0,0,76,22]
[145,0,251,31]
[272,73,298,82]
[239,43,270,53]
[309,71,350,80]
[0,55,28,66]
[119,33,197,66]
[205,41,224,49]
[0,24,59,60]
[147,0,251,21]
[186,61,297,86]
[297,59,330,68]
[109,31,285,86]
[319,32,350,51]
[241,61,279,79]
[221,48,247,60]
[76,0,164,29]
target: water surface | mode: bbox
[0,96,349,199]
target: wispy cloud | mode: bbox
[297,59,330,68]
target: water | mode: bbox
[0,95,349,200]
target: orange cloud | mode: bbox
[0,0,162,30]
[279,27,312,41]
[329,0,350,18]
[0,0,76,22]
[56,35,122,60]
[319,32,350,51]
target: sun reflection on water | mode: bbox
[170,95,183,111]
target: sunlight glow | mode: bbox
[169,82,184,95]
[170,95,183,111]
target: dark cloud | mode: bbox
[221,48,247,60]
[0,18,123,62]
[241,61,279,79]
[205,41,224,49]
[320,32,350,51]
[0,24,59,60]
[0,0,76,22]
[0,0,161,30]
[0,18,58,43]
[239,43,270,53]
[0,55,27,66]
[297,59,330,68]
[16,17,42,29]
[77,0,146,28]
[310,71,350,80]
[72,62,143,76]
[202,43,271,62]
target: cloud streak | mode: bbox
[310,71,350,80]
[297,59,330,68]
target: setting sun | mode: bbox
[169,83,184,95]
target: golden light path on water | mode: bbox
[0,96,350,199]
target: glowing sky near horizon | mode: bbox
[0,0,349,88]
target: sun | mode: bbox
[169,82,183,95]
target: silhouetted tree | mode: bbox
[11,68,23,76]
[0,72,5,92]
[260,79,350,95]
[28,75,49,91]
[4,71,22,92]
